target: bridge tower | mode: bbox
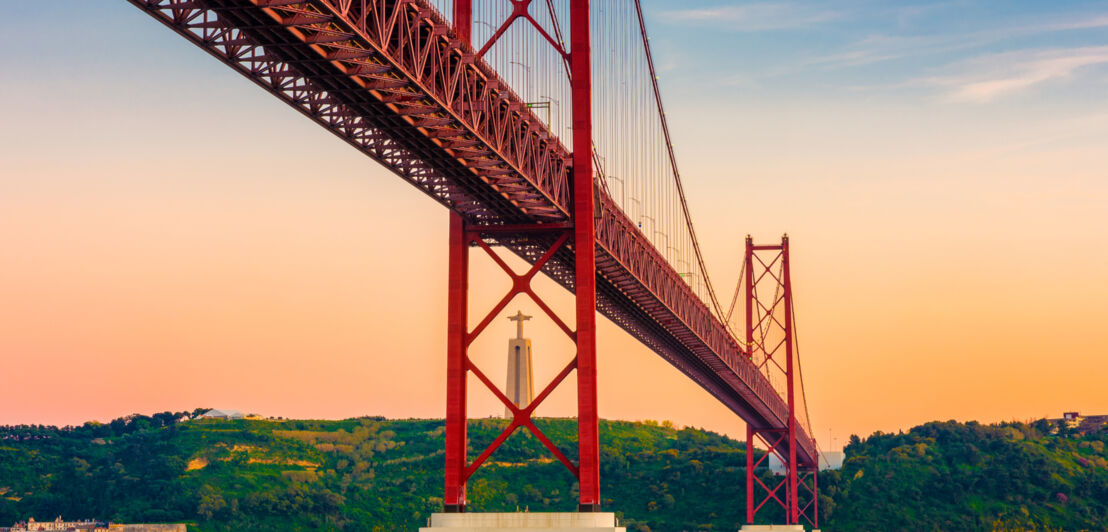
[444,0,600,513]
[743,235,819,529]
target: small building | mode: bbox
[1063,411,1084,429]
[6,518,183,532]
[767,453,786,475]
[819,450,845,471]
[108,525,186,531]
[10,517,107,531]
[1050,412,1108,434]
[765,450,842,474]
[1076,415,1108,434]
[199,409,244,420]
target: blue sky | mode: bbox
[646,1,1108,105]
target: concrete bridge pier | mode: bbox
[420,512,625,531]
[739,525,813,532]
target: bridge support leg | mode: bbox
[783,236,798,525]
[812,467,819,529]
[444,212,469,512]
[745,237,755,525]
[746,424,755,524]
[571,0,600,512]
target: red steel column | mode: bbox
[813,467,819,529]
[746,424,755,524]
[744,236,755,524]
[744,236,754,359]
[444,213,469,512]
[783,235,798,525]
[570,0,600,512]
[444,2,472,513]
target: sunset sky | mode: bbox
[2,1,1106,451]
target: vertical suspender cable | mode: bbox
[632,0,726,319]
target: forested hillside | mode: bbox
[823,419,1108,531]
[1,413,1106,531]
[0,413,764,531]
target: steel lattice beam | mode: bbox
[127,0,817,467]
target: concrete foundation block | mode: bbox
[738,525,807,532]
[419,512,625,532]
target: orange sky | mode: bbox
[2,3,1107,450]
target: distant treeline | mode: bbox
[0,412,1105,531]
[826,419,1108,531]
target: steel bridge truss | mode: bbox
[128,0,819,513]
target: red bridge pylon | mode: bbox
[444,0,600,513]
[743,235,819,528]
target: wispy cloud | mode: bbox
[1040,14,1108,32]
[663,3,841,32]
[925,46,1108,102]
[808,13,1108,71]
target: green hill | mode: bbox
[1,413,1106,531]
[823,419,1108,531]
[0,413,766,531]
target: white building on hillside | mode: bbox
[766,450,844,474]
[199,409,244,420]
[11,516,106,531]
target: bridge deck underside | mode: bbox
[130,0,816,466]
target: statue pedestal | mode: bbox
[419,512,625,531]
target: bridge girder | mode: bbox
[127,0,819,497]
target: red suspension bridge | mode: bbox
[128,0,821,526]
